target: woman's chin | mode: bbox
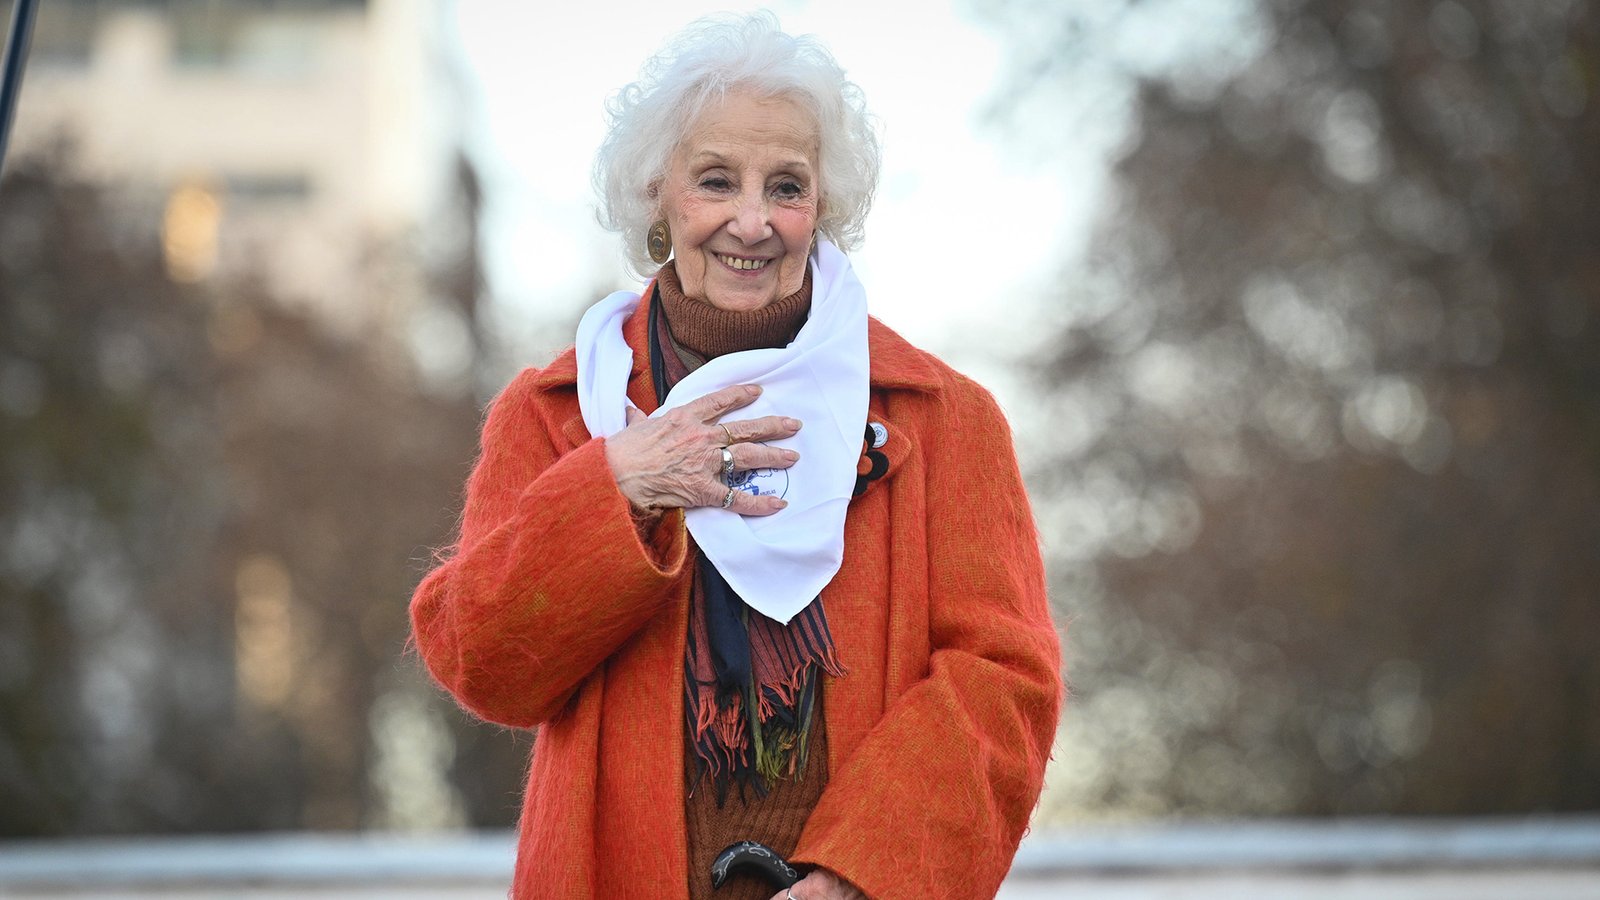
[703,284,778,312]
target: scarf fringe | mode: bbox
[656,282,850,802]
[687,653,837,800]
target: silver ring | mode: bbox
[721,486,736,509]
[720,447,736,482]
[718,423,734,446]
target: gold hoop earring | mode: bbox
[647,220,671,265]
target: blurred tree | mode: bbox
[0,152,526,835]
[977,0,1599,816]
[0,156,226,835]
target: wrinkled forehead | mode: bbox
[675,89,820,168]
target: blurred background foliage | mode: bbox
[975,0,1600,818]
[0,0,1596,838]
[0,156,532,836]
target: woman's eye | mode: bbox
[700,177,732,191]
[773,181,803,199]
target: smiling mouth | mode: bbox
[715,253,771,272]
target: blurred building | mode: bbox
[12,0,461,337]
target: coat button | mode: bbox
[868,421,888,449]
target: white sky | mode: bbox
[448,0,1123,404]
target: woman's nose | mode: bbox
[727,189,772,244]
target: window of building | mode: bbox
[224,173,313,206]
[27,2,100,69]
[170,4,320,77]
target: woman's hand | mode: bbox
[770,868,868,900]
[604,383,801,516]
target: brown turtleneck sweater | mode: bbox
[656,262,831,900]
[656,261,812,359]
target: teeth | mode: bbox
[718,254,769,271]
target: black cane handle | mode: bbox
[711,840,804,890]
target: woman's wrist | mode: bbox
[627,501,664,526]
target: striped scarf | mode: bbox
[649,287,846,803]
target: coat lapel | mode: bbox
[543,284,660,451]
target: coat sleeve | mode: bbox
[790,373,1064,899]
[409,367,688,728]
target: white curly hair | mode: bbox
[593,11,881,277]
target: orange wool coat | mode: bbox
[411,299,1062,899]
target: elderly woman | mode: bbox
[411,13,1060,900]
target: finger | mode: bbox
[730,443,800,471]
[790,869,855,900]
[624,405,646,426]
[719,414,802,445]
[708,482,787,517]
[684,384,762,424]
[775,871,826,900]
[728,489,788,517]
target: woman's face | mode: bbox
[658,90,819,312]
